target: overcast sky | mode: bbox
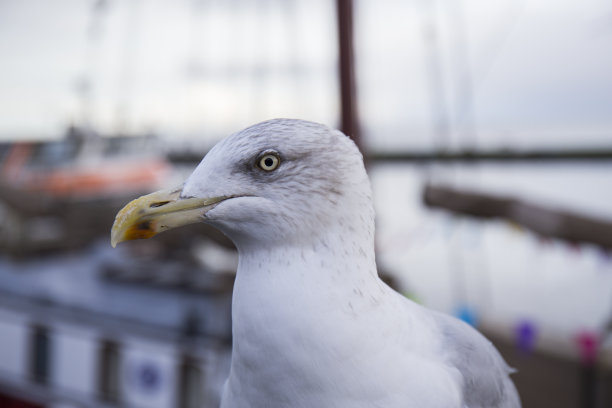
[0,0,610,150]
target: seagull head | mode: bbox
[111,119,373,250]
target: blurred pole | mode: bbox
[421,0,450,151]
[423,184,612,249]
[448,0,476,150]
[336,0,361,151]
[115,0,140,135]
[78,0,109,132]
[581,364,596,408]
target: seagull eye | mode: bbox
[257,153,280,171]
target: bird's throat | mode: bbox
[226,241,389,403]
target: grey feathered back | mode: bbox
[434,312,521,408]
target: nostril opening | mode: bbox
[150,201,171,208]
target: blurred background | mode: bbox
[0,0,611,407]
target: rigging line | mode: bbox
[472,0,527,90]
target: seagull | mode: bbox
[111,119,521,408]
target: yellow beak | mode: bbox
[110,186,226,247]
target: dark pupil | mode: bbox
[264,157,274,167]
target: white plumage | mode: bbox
[119,119,521,407]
